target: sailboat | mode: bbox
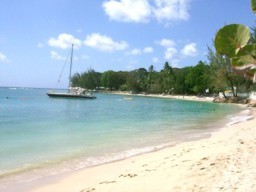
[47,44,96,99]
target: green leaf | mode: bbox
[251,0,256,13]
[231,44,256,68]
[237,44,256,58]
[232,56,255,68]
[215,24,250,58]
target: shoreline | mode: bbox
[16,107,256,192]
[106,91,215,102]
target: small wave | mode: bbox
[86,143,174,165]
[0,142,176,187]
[60,142,176,173]
[226,109,254,126]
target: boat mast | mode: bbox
[68,44,74,90]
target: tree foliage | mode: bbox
[214,0,256,85]
[207,47,233,97]
[71,68,101,89]
[159,62,175,94]
[71,57,254,96]
[185,61,210,94]
[101,70,127,90]
[71,61,216,95]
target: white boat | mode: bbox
[47,44,96,99]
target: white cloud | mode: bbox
[48,33,82,49]
[103,0,151,23]
[181,42,198,56]
[129,48,141,55]
[102,0,190,24]
[156,38,198,66]
[50,51,66,60]
[152,57,159,63]
[157,38,175,47]
[84,33,128,52]
[165,47,177,60]
[143,47,153,53]
[0,52,9,63]
[126,47,153,55]
[153,0,190,22]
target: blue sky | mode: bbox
[0,0,255,88]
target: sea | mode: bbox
[0,87,251,190]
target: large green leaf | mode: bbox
[237,44,256,58]
[232,56,255,68]
[252,0,256,13]
[232,44,256,69]
[215,24,250,58]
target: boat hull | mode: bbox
[47,92,96,99]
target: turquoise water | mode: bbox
[0,87,244,188]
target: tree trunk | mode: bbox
[222,91,227,99]
[228,76,237,97]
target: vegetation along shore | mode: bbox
[70,43,256,106]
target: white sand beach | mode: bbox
[109,91,215,102]
[26,107,256,192]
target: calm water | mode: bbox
[0,87,245,188]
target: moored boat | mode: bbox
[47,44,96,99]
[47,87,96,99]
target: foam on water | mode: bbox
[226,109,254,126]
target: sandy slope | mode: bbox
[27,108,256,192]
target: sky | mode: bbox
[0,0,255,88]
